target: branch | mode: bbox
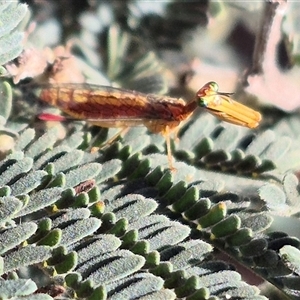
[244,0,300,111]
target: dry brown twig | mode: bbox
[245,0,300,111]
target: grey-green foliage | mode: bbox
[0,2,28,65]
[0,123,122,299]
[283,2,300,60]
[0,222,37,255]
[3,245,52,274]
[0,81,12,121]
[0,121,271,299]
[0,279,52,299]
[104,25,168,95]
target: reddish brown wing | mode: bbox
[38,83,187,122]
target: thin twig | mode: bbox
[243,1,300,111]
[244,0,287,80]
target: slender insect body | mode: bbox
[36,81,262,169]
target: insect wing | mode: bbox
[38,84,180,121]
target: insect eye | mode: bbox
[209,81,219,92]
[198,97,208,107]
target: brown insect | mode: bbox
[37,82,261,169]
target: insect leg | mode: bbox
[91,127,129,153]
